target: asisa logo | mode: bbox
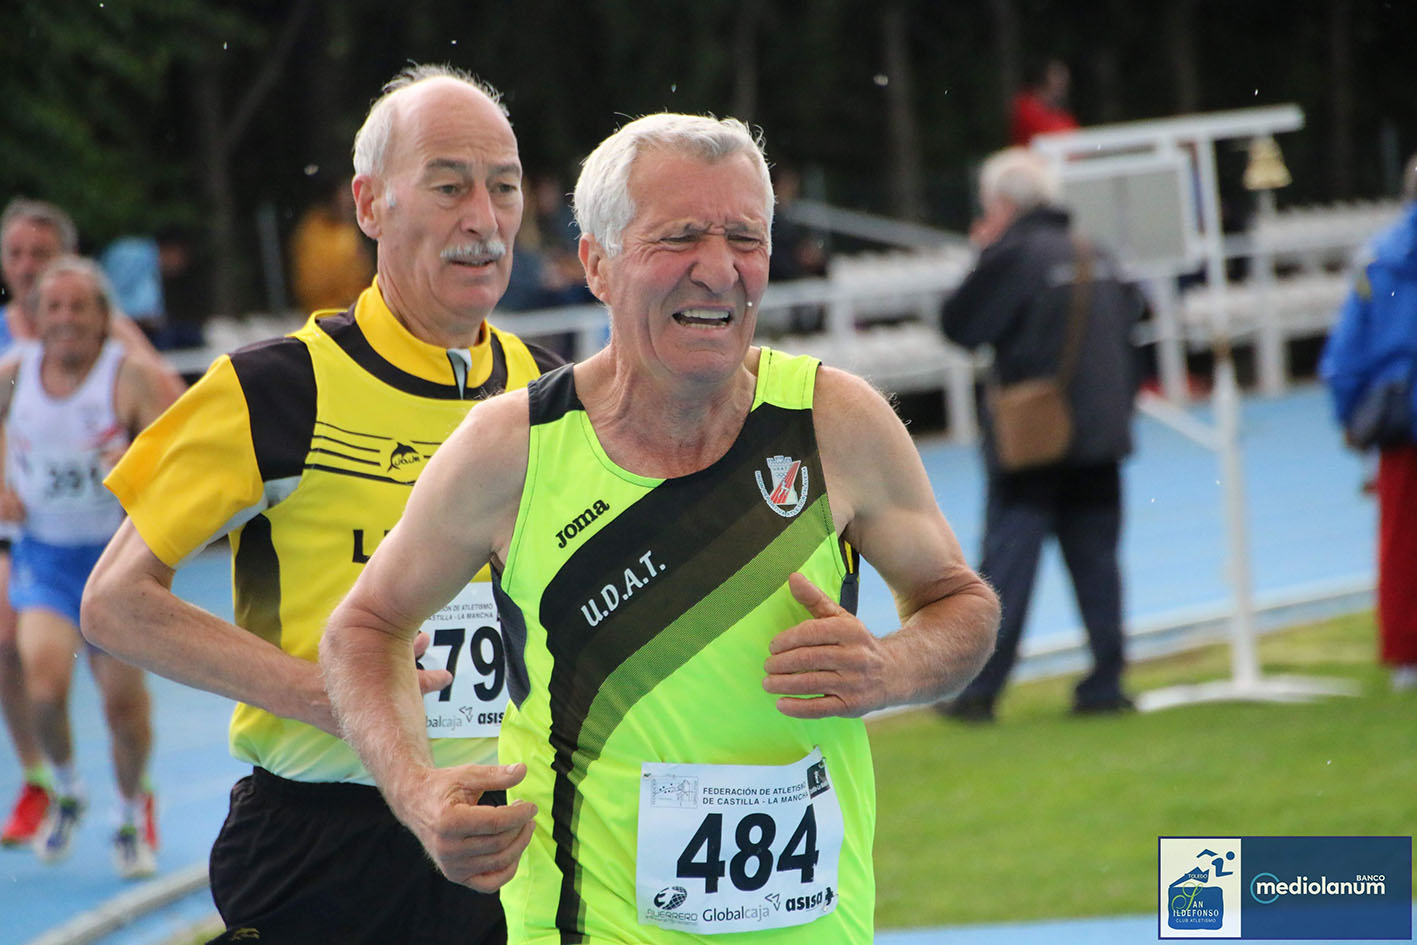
[755,454,809,518]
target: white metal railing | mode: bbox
[159,195,1380,445]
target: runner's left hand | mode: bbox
[762,572,893,719]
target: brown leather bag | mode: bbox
[987,241,1093,471]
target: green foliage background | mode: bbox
[4,0,1416,314]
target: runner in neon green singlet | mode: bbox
[497,349,873,942]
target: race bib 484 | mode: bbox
[636,748,843,935]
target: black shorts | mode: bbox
[206,768,506,945]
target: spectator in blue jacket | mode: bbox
[1320,152,1417,691]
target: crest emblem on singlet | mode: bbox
[755,454,809,518]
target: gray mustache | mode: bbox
[441,240,507,265]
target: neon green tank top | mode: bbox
[497,348,875,944]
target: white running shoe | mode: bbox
[34,794,84,863]
[112,824,158,879]
[1392,665,1417,692]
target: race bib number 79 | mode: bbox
[418,583,508,738]
[636,748,843,934]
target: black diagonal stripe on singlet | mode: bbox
[228,336,316,483]
[318,309,509,400]
[526,363,578,424]
[537,402,826,941]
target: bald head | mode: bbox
[353,64,508,180]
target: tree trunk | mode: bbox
[1165,0,1201,114]
[882,4,924,221]
[194,65,239,319]
[191,0,317,318]
[1328,0,1355,198]
[731,0,764,122]
[989,0,1020,140]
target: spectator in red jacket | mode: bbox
[1010,58,1078,146]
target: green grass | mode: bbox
[869,611,1417,929]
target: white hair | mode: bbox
[352,63,507,179]
[978,147,1060,213]
[0,198,78,254]
[573,113,774,256]
[31,255,116,324]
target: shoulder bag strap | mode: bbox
[1056,236,1093,384]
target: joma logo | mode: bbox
[555,499,609,548]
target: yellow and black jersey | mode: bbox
[106,282,563,783]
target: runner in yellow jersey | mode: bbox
[322,113,999,944]
[82,65,560,945]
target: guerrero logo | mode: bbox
[755,454,809,518]
[654,886,689,910]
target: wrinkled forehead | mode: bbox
[627,150,772,230]
[389,82,520,175]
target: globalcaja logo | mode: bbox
[1161,836,1412,940]
[1161,839,1240,937]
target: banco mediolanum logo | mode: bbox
[755,454,809,518]
[555,499,609,548]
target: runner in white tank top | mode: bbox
[5,338,127,546]
[0,257,177,878]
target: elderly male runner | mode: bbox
[0,257,175,875]
[0,199,183,845]
[83,65,561,943]
[322,114,999,944]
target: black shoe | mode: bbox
[1070,695,1136,716]
[934,696,995,723]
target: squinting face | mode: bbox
[35,270,108,367]
[1,220,65,308]
[357,79,523,342]
[585,149,771,384]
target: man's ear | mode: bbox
[579,235,611,304]
[353,174,382,239]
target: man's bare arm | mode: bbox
[763,367,998,717]
[114,356,180,438]
[81,522,352,732]
[320,390,535,891]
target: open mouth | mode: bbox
[672,307,732,327]
[449,256,498,269]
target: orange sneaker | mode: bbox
[1,782,51,847]
[138,791,158,851]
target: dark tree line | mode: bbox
[3,0,1414,319]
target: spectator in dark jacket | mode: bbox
[939,147,1144,721]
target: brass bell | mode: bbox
[1243,135,1291,191]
